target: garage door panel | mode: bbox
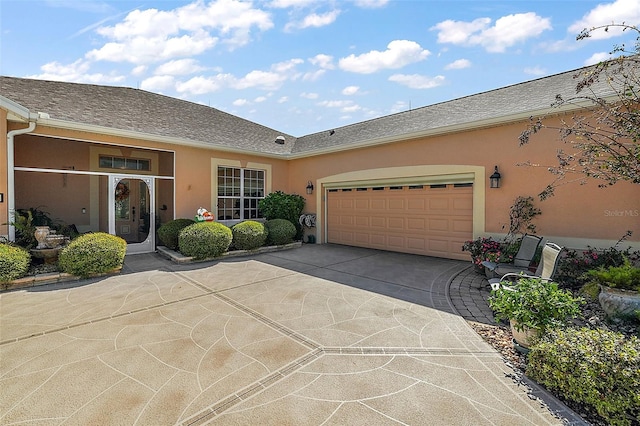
[371,199,385,209]
[327,184,472,260]
[371,217,386,228]
[407,218,426,231]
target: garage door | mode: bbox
[327,184,473,260]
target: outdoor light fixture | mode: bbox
[306,181,314,194]
[489,166,502,188]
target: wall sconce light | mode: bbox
[306,181,314,195]
[489,166,502,188]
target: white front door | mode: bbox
[109,175,155,254]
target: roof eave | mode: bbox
[35,117,288,159]
[0,95,37,122]
[285,97,610,159]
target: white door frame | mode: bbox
[109,174,155,254]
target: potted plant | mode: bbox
[462,237,502,273]
[488,277,584,349]
[585,258,640,320]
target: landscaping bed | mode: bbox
[474,291,639,426]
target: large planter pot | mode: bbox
[509,319,539,349]
[599,286,640,320]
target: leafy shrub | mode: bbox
[157,218,196,250]
[231,221,267,250]
[264,219,296,245]
[585,258,640,291]
[462,237,502,266]
[489,277,583,334]
[556,231,640,288]
[0,244,30,284]
[259,191,305,240]
[527,328,640,426]
[178,222,232,259]
[58,232,126,278]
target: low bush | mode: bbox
[58,232,126,278]
[259,191,306,240]
[0,244,30,284]
[231,221,267,250]
[556,232,640,289]
[585,258,640,291]
[527,328,640,426]
[157,218,196,250]
[264,219,296,245]
[178,222,232,259]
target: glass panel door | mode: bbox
[109,175,155,254]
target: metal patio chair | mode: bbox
[482,234,543,276]
[489,242,564,291]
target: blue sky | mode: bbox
[1,0,639,136]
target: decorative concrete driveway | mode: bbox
[1,245,565,425]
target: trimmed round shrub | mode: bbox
[0,244,30,284]
[265,219,296,246]
[232,221,267,250]
[527,328,640,426]
[157,218,196,250]
[178,222,232,260]
[58,232,127,278]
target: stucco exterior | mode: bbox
[1,66,638,256]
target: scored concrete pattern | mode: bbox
[1,245,569,425]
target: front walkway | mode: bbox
[1,244,585,425]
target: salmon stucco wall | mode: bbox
[0,110,7,237]
[288,115,639,249]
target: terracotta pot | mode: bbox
[599,286,640,320]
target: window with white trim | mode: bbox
[217,167,265,220]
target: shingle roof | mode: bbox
[0,64,616,157]
[0,77,295,155]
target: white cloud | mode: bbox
[431,13,552,53]
[353,0,389,8]
[176,74,233,94]
[568,0,640,39]
[388,74,446,89]
[303,69,326,81]
[140,75,175,91]
[268,0,317,8]
[155,58,205,75]
[301,92,319,99]
[27,59,125,84]
[524,66,547,76]
[584,51,614,65]
[278,96,289,103]
[444,59,471,70]
[233,98,250,106]
[285,10,340,31]
[131,65,148,76]
[338,40,430,74]
[390,101,409,114]
[254,96,268,102]
[318,100,354,108]
[309,54,335,69]
[87,0,273,65]
[342,85,360,95]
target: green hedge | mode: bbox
[0,244,30,284]
[264,219,296,246]
[157,218,196,250]
[178,222,232,259]
[527,328,640,426]
[58,233,127,278]
[259,191,305,240]
[232,221,267,250]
